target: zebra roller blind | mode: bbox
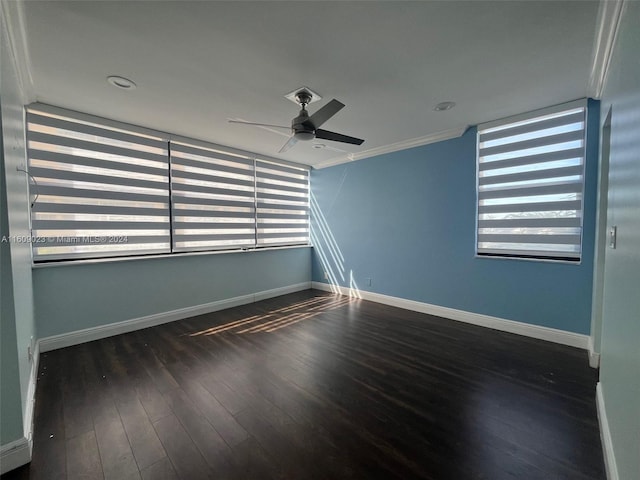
[256,160,309,246]
[27,107,171,261]
[477,101,587,261]
[27,105,310,262]
[170,142,256,251]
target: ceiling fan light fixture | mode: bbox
[294,131,315,141]
[434,101,456,111]
[107,75,137,90]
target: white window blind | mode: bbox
[477,101,587,261]
[170,142,256,251]
[26,104,310,262]
[27,107,171,261]
[256,160,309,246]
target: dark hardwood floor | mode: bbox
[3,290,604,479]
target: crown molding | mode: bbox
[1,0,36,103]
[587,0,626,99]
[313,126,467,169]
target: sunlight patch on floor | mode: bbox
[188,295,356,336]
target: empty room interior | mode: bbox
[1,1,639,479]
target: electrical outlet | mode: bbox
[324,271,329,280]
[366,278,372,286]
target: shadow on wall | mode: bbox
[310,191,361,298]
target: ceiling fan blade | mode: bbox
[308,99,345,128]
[228,120,291,130]
[315,129,364,145]
[278,135,299,153]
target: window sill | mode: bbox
[474,253,582,265]
[32,244,312,269]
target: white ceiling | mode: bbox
[16,1,600,167]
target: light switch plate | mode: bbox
[609,226,617,249]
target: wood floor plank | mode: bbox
[27,352,67,480]
[135,378,173,424]
[198,374,251,416]
[161,388,235,477]
[139,458,178,480]
[13,289,605,480]
[229,437,280,480]
[151,414,212,479]
[115,396,167,471]
[93,412,139,480]
[65,430,103,480]
[164,363,249,448]
[59,350,94,440]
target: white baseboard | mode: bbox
[253,282,310,302]
[39,282,311,352]
[589,351,601,369]
[596,382,619,480]
[0,337,40,474]
[588,336,601,368]
[0,437,30,475]
[23,339,39,450]
[311,282,589,349]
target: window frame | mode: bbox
[26,103,311,264]
[475,99,588,264]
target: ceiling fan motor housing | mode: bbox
[292,108,315,141]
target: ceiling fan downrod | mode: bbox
[292,91,316,141]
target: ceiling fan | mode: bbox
[229,90,365,153]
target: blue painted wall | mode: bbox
[311,101,599,334]
[34,247,311,338]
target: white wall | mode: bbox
[1,111,25,446]
[0,0,37,469]
[597,2,640,479]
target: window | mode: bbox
[27,107,171,261]
[476,100,587,261]
[255,160,310,247]
[170,142,256,252]
[27,105,310,262]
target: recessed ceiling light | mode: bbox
[311,143,326,150]
[434,101,456,111]
[107,75,137,90]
